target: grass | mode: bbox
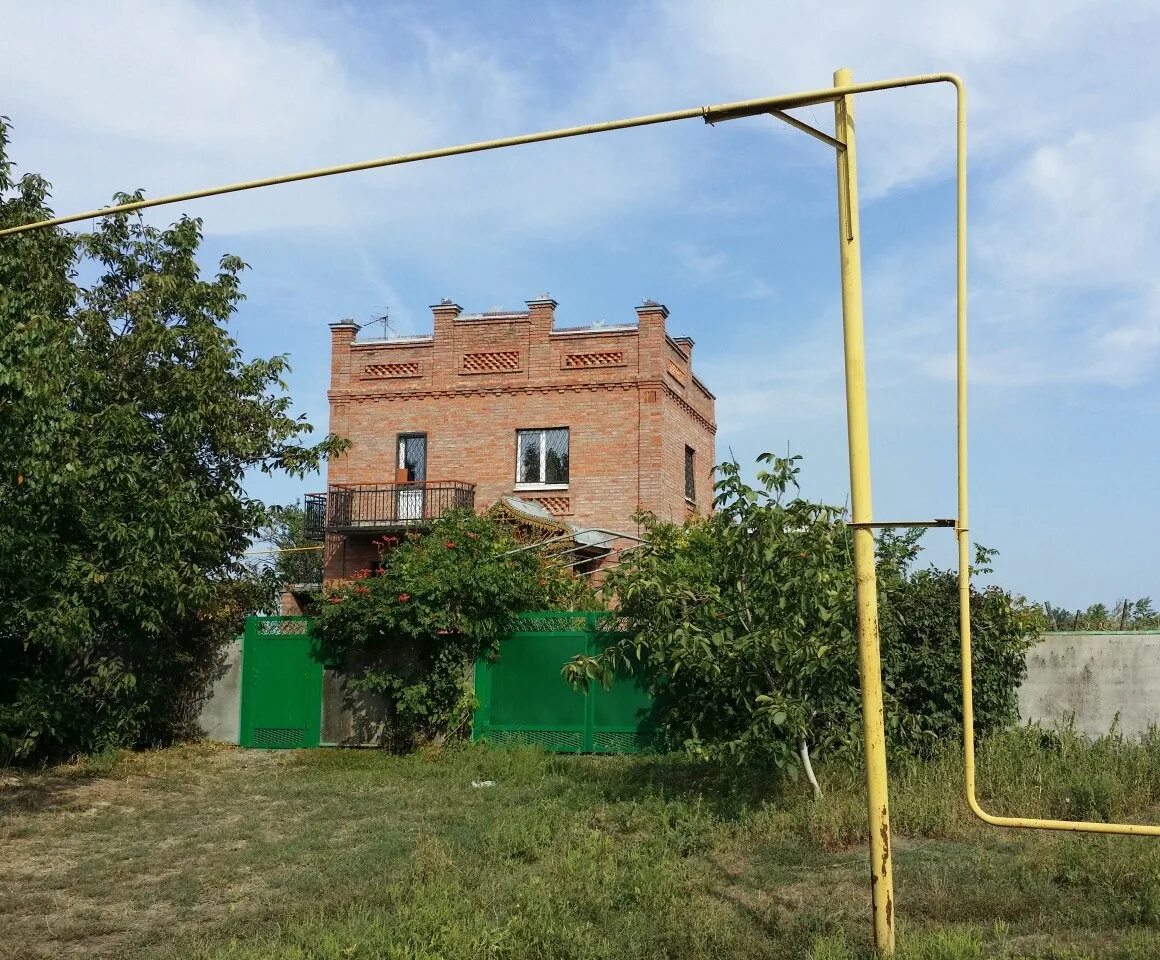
[2,728,1160,959]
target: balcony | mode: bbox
[303,481,476,541]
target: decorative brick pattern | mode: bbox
[666,359,686,384]
[363,361,421,379]
[564,351,625,369]
[524,495,572,516]
[461,350,520,374]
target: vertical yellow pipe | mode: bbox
[833,66,896,955]
[953,78,981,813]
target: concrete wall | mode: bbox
[202,630,1160,748]
[1020,632,1160,738]
[197,636,243,744]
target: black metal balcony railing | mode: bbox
[303,481,476,540]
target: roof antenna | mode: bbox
[365,308,396,338]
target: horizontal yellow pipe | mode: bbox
[243,545,323,557]
[0,73,961,238]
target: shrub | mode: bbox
[565,453,1038,780]
[311,511,598,750]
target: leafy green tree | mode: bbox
[566,453,1039,788]
[567,455,861,789]
[875,538,1038,755]
[257,503,325,591]
[313,511,598,751]
[0,121,344,763]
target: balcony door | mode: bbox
[396,433,427,522]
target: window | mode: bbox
[516,428,569,487]
[685,445,696,502]
[397,433,427,481]
[396,433,427,521]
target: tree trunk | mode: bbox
[798,736,823,800]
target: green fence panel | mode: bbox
[239,616,323,749]
[473,612,656,754]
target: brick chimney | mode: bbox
[673,336,694,364]
[329,319,361,389]
[526,295,557,329]
[635,299,669,378]
[430,299,462,389]
[526,296,558,372]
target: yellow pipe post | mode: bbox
[832,67,896,954]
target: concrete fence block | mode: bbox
[1020,632,1160,738]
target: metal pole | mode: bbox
[832,66,896,955]
[0,73,964,240]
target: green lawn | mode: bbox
[2,732,1159,959]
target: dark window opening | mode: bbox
[685,445,696,502]
[397,433,427,482]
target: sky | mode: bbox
[2,0,1158,608]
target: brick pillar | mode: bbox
[526,296,557,380]
[329,319,360,389]
[327,320,360,486]
[430,299,462,391]
[325,320,360,582]
[635,300,669,376]
[634,301,669,520]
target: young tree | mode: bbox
[0,121,345,763]
[566,453,1039,789]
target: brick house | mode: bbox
[305,296,715,581]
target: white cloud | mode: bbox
[631,0,1157,198]
[972,116,1160,387]
[0,0,684,238]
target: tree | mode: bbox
[312,511,598,751]
[258,503,325,592]
[565,453,1038,788]
[0,120,345,763]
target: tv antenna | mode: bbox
[364,308,397,338]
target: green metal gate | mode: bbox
[472,612,655,754]
[239,616,324,749]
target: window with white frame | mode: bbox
[516,428,569,487]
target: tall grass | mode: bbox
[769,724,1160,848]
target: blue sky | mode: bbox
[2,1,1158,608]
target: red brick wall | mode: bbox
[322,299,715,579]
